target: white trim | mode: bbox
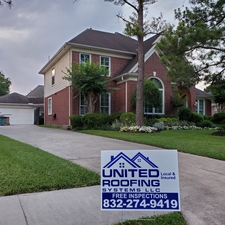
[48,97,52,115]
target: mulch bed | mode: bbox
[211,131,225,136]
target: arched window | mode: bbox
[144,77,164,114]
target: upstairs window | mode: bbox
[80,53,90,64]
[100,56,110,76]
[51,68,55,85]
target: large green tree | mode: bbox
[157,0,225,86]
[105,0,169,126]
[63,61,113,114]
[0,71,11,96]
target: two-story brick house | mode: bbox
[39,28,198,126]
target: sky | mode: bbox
[0,0,192,95]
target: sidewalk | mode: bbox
[0,125,225,225]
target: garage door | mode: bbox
[0,107,35,125]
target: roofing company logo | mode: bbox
[103,152,158,169]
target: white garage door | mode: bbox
[0,107,35,125]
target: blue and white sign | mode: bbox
[101,150,180,211]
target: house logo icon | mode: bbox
[103,152,158,169]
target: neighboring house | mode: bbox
[0,85,44,125]
[195,88,212,116]
[39,28,199,126]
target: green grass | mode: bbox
[115,212,186,225]
[0,135,100,196]
[80,130,225,160]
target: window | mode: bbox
[80,53,90,64]
[80,93,88,115]
[100,56,110,76]
[51,68,55,85]
[48,98,52,115]
[144,77,164,114]
[100,93,111,114]
[196,99,204,115]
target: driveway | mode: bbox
[0,125,225,225]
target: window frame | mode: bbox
[80,53,91,64]
[48,97,52,115]
[51,68,55,85]
[196,99,205,115]
[144,77,164,115]
[100,93,111,114]
[100,56,110,77]
[79,93,88,115]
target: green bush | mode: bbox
[120,112,136,126]
[190,112,204,123]
[196,120,214,128]
[204,115,213,121]
[144,117,158,126]
[82,113,110,129]
[39,115,44,125]
[213,112,225,123]
[157,117,178,124]
[108,112,122,124]
[70,115,83,129]
[178,107,192,121]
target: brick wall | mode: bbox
[45,87,70,126]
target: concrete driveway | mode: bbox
[0,125,225,225]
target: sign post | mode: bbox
[101,150,180,211]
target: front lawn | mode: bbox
[115,212,186,225]
[80,129,225,161]
[0,135,100,196]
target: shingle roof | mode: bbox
[0,93,30,104]
[196,88,212,98]
[68,28,138,53]
[27,85,44,98]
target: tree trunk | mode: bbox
[136,2,144,126]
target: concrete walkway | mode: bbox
[0,125,225,225]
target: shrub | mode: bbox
[178,107,192,121]
[108,112,122,124]
[39,115,44,125]
[213,112,225,123]
[153,122,165,131]
[82,113,110,129]
[70,115,83,130]
[120,112,136,126]
[190,112,204,123]
[196,120,214,128]
[204,115,213,121]
[157,117,178,125]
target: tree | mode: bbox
[130,79,162,109]
[205,75,225,112]
[0,0,13,7]
[105,0,169,126]
[157,0,225,85]
[63,61,113,114]
[0,71,11,96]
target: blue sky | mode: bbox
[0,0,189,95]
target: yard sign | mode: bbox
[101,150,180,211]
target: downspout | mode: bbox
[125,81,128,112]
